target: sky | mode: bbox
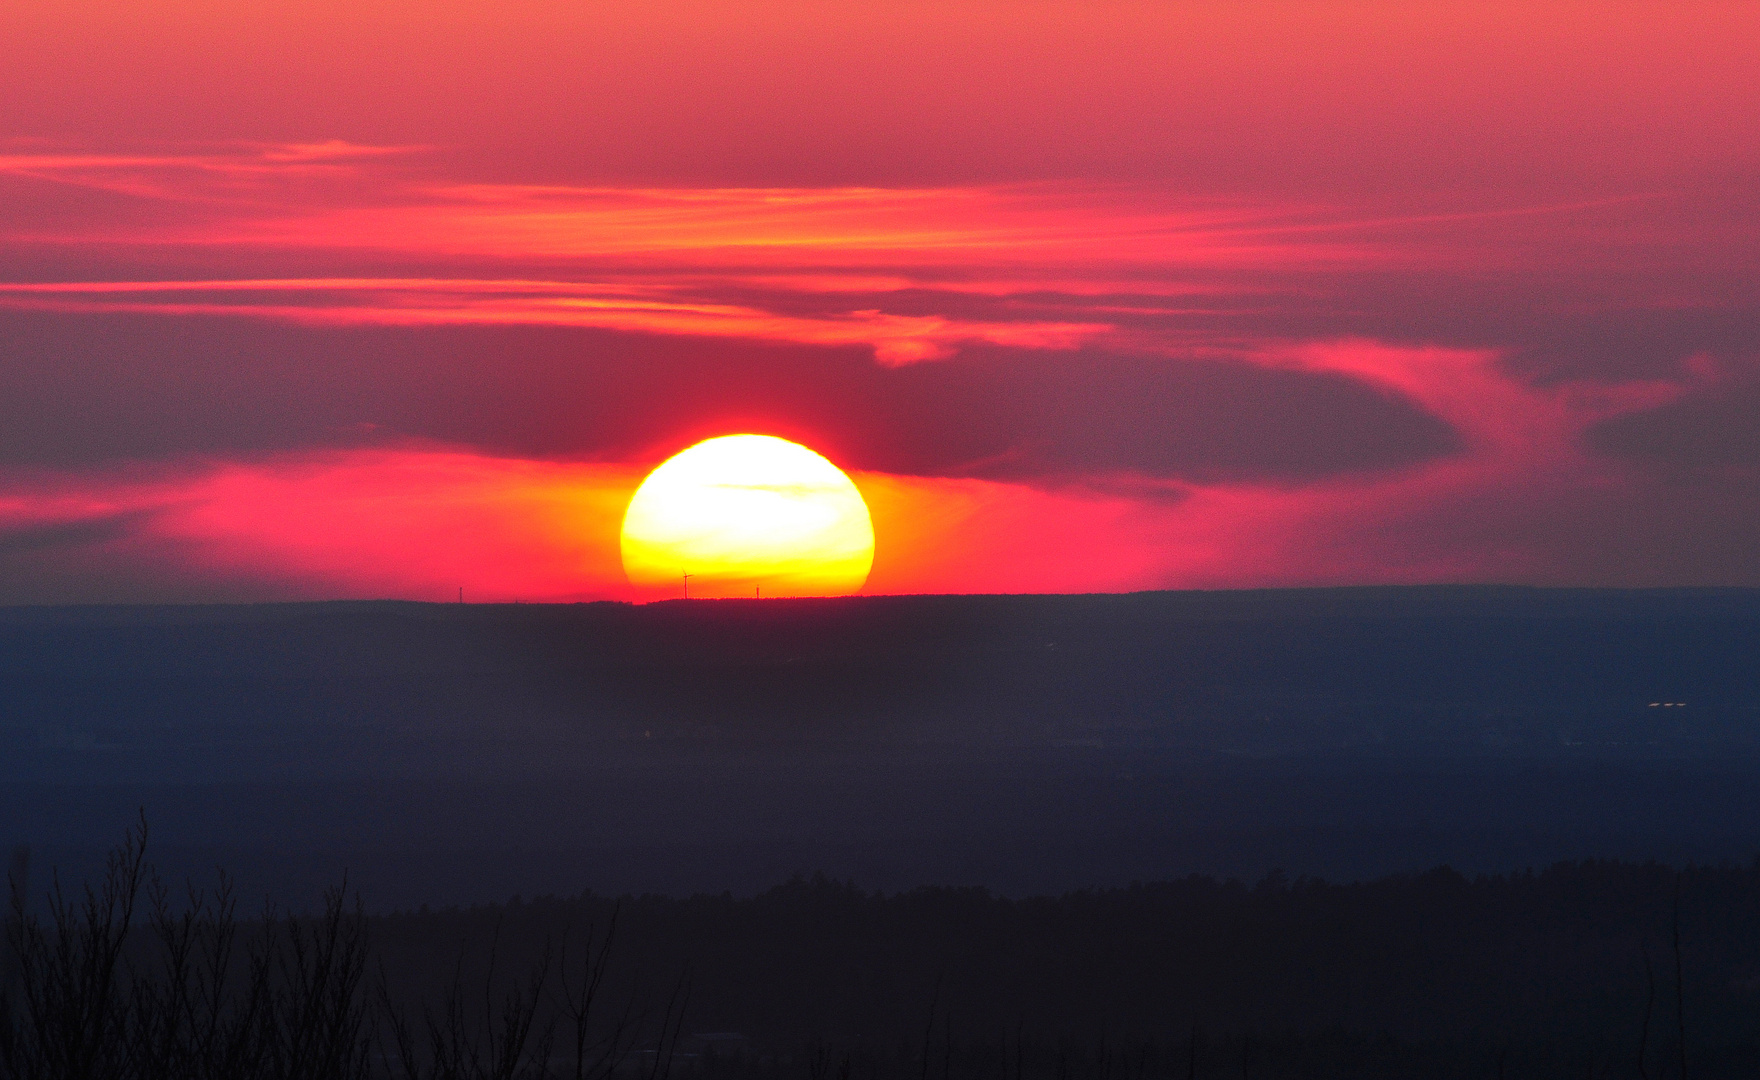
[1,0,1756,602]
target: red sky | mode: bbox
[1,1,1756,602]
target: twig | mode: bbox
[1673,874,1687,1080]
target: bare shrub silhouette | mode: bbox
[2,820,149,1080]
[0,821,676,1080]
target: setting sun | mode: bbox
[620,435,875,598]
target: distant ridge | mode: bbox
[6,581,1759,621]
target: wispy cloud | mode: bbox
[0,145,1402,364]
[0,277,1107,365]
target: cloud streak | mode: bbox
[0,277,1107,367]
[0,148,1405,365]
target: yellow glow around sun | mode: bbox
[620,434,874,598]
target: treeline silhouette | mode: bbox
[11,824,1760,1077]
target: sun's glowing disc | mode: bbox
[620,434,874,598]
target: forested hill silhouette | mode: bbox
[375,857,1760,1074]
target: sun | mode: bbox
[620,434,875,598]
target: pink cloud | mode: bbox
[1,329,1752,608]
[0,450,641,603]
[0,148,1397,364]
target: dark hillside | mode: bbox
[2,588,1758,905]
[4,587,1755,754]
